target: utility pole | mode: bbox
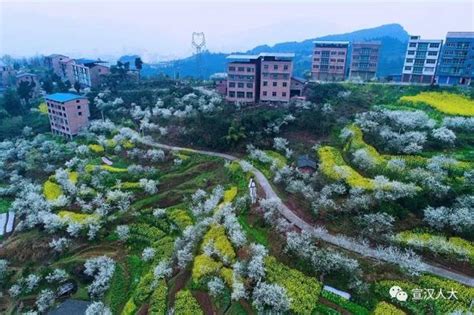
[191,32,206,79]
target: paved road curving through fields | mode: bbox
[141,139,474,287]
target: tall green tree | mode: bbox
[135,57,143,81]
[74,81,81,93]
[42,79,54,94]
[1,88,23,116]
[17,80,36,104]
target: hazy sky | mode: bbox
[1,0,473,62]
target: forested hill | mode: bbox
[138,23,409,79]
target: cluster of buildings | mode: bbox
[44,54,110,88]
[216,31,473,105]
[0,61,41,97]
[402,32,474,85]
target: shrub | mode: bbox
[321,290,369,315]
[223,186,238,203]
[168,209,193,231]
[317,146,374,190]
[133,272,154,304]
[373,302,406,315]
[201,224,236,263]
[88,144,105,153]
[149,279,167,314]
[394,231,474,264]
[265,256,322,314]
[43,180,62,200]
[58,210,98,224]
[174,290,203,315]
[192,254,223,282]
[121,298,137,315]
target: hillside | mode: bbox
[142,23,409,79]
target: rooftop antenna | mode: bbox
[192,32,206,79]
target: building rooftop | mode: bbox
[47,53,68,58]
[291,76,306,83]
[258,52,295,58]
[446,32,474,38]
[75,58,107,65]
[314,41,350,45]
[210,72,228,79]
[16,72,36,78]
[227,52,295,61]
[45,93,86,103]
[297,154,317,169]
[353,41,382,45]
[48,299,91,315]
[227,54,259,61]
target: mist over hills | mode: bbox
[127,23,410,79]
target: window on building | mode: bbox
[406,58,414,63]
[407,50,415,55]
[247,67,252,72]
[238,82,244,88]
[263,91,267,96]
[238,67,245,71]
[405,66,412,70]
[283,65,288,70]
[263,81,268,86]
[426,59,436,64]
[246,83,253,88]
[273,65,278,70]
[282,92,287,97]
[229,82,235,87]
[272,92,277,97]
[282,82,287,87]
[77,105,81,110]
[246,92,253,98]
[314,51,321,55]
[62,107,65,110]
[409,43,417,47]
[229,91,235,97]
[428,51,438,56]
[229,66,235,71]
[429,43,440,48]
[272,82,277,87]
[337,59,344,62]
[331,51,337,55]
[264,64,269,69]
[237,91,245,98]
[78,112,82,116]
[338,51,345,55]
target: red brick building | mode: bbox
[45,93,90,138]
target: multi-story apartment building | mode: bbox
[45,93,90,138]
[45,54,70,77]
[402,36,443,84]
[349,41,381,81]
[210,73,228,95]
[0,61,16,90]
[45,55,109,88]
[226,55,259,104]
[311,41,349,81]
[259,53,293,103]
[436,32,474,86]
[226,53,294,104]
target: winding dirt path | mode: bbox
[141,139,474,287]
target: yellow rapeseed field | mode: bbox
[400,92,474,116]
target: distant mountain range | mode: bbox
[121,23,410,79]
